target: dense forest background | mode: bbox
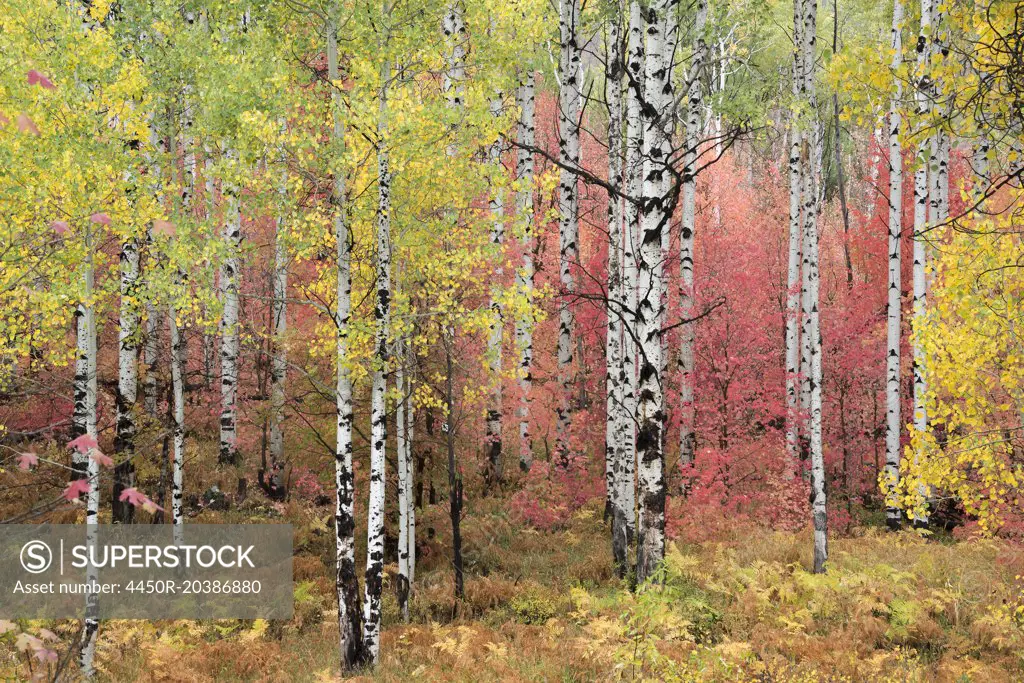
[1,0,1024,679]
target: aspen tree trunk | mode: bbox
[911,0,933,529]
[605,14,625,536]
[79,221,100,677]
[679,0,708,473]
[72,307,89,479]
[443,0,467,607]
[363,50,392,665]
[485,91,505,490]
[555,0,582,466]
[515,73,536,472]
[798,0,828,574]
[635,0,675,585]
[405,361,416,585]
[219,151,242,466]
[327,14,364,670]
[617,0,644,578]
[113,233,140,524]
[885,0,904,531]
[143,307,160,415]
[169,307,185,546]
[787,0,806,473]
[396,338,410,621]
[268,179,288,495]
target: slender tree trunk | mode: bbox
[911,0,933,529]
[443,0,467,607]
[635,0,675,585]
[267,178,288,497]
[515,72,536,472]
[363,52,392,665]
[884,0,904,531]
[79,221,100,677]
[169,306,185,546]
[396,338,411,622]
[405,342,416,586]
[113,229,140,523]
[485,90,505,490]
[605,12,625,539]
[555,0,582,466]
[219,150,242,466]
[679,0,708,473]
[617,0,644,579]
[327,14,364,670]
[798,0,828,574]
[790,0,808,474]
[445,330,465,602]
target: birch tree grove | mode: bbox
[11,0,1024,677]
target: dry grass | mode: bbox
[6,498,1024,681]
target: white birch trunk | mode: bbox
[785,0,805,474]
[618,0,644,574]
[219,151,241,466]
[679,0,708,471]
[79,221,100,677]
[884,0,904,530]
[605,13,625,550]
[911,0,933,528]
[113,230,140,523]
[169,306,185,546]
[485,91,505,488]
[269,178,288,480]
[72,305,89,479]
[363,53,392,664]
[555,0,582,465]
[396,338,410,621]
[515,73,536,472]
[327,15,364,669]
[635,0,675,584]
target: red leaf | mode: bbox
[89,450,114,468]
[51,220,70,235]
[16,452,38,471]
[119,487,163,512]
[62,479,90,502]
[67,434,98,454]
[152,219,176,237]
[16,113,39,136]
[89,212,111,225]
[27,70,56,90]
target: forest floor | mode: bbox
[4,439,1024,682]
[81,493,1024,682]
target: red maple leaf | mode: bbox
[62,479,90,502]
[16,453,38,471]
[26,70,56,90]
[16,114,39,136]
[89,212,111,225]
[51,220,70,235]
[67,434,98,454]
